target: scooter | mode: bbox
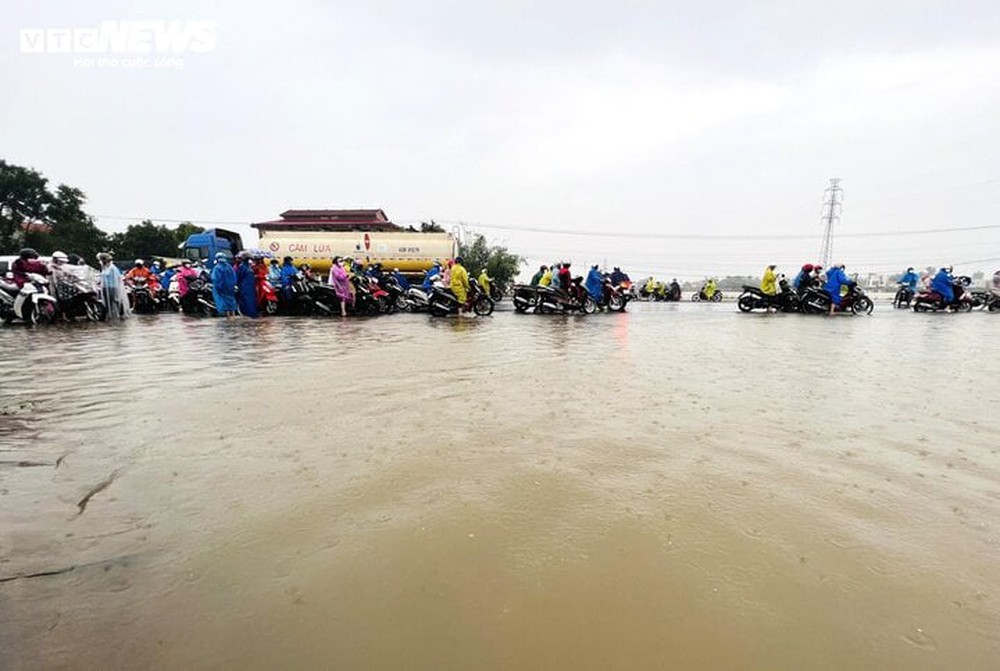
[428,279,494,317]
[52,265,106,321]
[2,272,59,325]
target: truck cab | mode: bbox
[180,228,244,269]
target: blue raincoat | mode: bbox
[422,265,440,291]
[585,267,604,301]
[393,270,411,290]
[211,261,238,313]
[931,269,954,302]
[824,266,851,306]
[899,270,919,290]
[236,259,258,317]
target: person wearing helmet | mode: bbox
[478,267,493,298]
[11,248,50,288]
[124,258,158,290]
[703,277,718,300]
[931,266,956,308]
[210,251,238,318]
[824,263,853,315]
[267,258,281,284]
[793,264,814,293]
[585,264,603,305]
[50,251,69,267]
[176,259,199,298]
[899,266,919,292]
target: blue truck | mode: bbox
[180,228,244,269]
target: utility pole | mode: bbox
[818,178,843,268]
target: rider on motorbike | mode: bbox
[530,265,547,286]
[11,248,49,288]
[124,259,159,291]
[585,264,604,304]
[825,263,853,315]
[793,264,814,293]
[478,269,492,297]
[760,264,778,312]
[930,266,956,307]
[703,278,718,300]
[899,267,919,291]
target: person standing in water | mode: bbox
[328,256,354,317]
[235,253,258,318]
[211,253,238,319]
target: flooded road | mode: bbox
[1,304,999,669]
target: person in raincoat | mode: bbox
[450,256,471,314]
[931,266,955,306]
[760,264,778,312]
[235,253,258,318]
[585,264,604,304]
[824,263,852,315]
[539,266,553,286]
[211,252,238,318]
[392,268,411,291]
[97,252,130,320]
[478,268,492,297]
[423,262,441,292]
[899,267,919,292]
[278,256,298,303]
[530,265,547,286]
[176,260,199,298]
[328,256,354,316]
[704,278,718,300]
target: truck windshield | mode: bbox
[185,247,208,261]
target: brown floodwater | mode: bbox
[1,303,998,670]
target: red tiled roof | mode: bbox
[253,208,400,231]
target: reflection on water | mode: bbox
[1,305,999,669]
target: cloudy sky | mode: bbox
[3,0,998,279]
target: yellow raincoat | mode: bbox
[451,262,470,303]
[760,266,777,295]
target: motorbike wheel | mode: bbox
[428,299,449,317]
[473,296,494,316]
[395,295,409,312]
[35,301,58,325]
[851,296,874,315]
[737,294,755,313]
[513,300,530,313]
[608,294,624,311]
[264,300,278,315]
[85,298,107,322]
[711,292,723,303]
[954,301,973,313]
[989,300,1000,312]
[581,295,597,314]
[691,293,702,302]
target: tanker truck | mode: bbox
[257,230,457,275]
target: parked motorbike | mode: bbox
[512,283,542,313]
[912,277,973,313]
[180,276,217,316]
[1,272,59,325]
[379,275,409,313]
[403,285,433,312]
[255,276,279,315]
[53,265,106,321]
[428,278,494,317]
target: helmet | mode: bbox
[181,259,192,266]
[52,251,69,263]
[97,252,112,263]
[135,258,144,266]
[801,264,814,272]
[215,252,227,260]
[19,248,38,260]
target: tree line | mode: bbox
[1,159,203,263]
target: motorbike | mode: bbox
[912,277,974,313]
[351,275,391,315]
[799,283,874,315]
[893,284,915,309]
[52,265,106,321]
[511,283,542,313]
[968,289,992,311]
[534,277,597,314]
[378,275,409,313]
[691,286,723,302]
[255,276,279,315]
[180,276,217,316]
[596,278,630,312]
[127,276,160,314]
[403,285,434,312]
[737,281,799,313]
[1,272,59,325]
[428,278,494,317]
[489,281,506,302]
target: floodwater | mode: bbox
[1,303,998,670]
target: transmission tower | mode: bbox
[818,178,843,267]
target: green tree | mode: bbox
[458,233,524,286]
[0,160,52,252]
[25,185,109,263]
[420,220,445,233]
[109,220,183,261]
[172,221,204,247]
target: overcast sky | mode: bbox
[3,0,998,279]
